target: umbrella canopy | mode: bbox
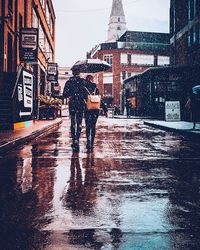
[192,85,200,95]
[71,59,111,73]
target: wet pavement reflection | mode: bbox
[0,118,200,249]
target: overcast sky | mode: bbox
[52,0,170,67]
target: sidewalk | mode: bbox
[113,115,154,119]
[0,118,63,155]
[144,120,200,137]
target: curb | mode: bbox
[113,116,155,119]
[0,119,63,155]
[144,121,200,139]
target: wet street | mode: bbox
[0,117,200,250]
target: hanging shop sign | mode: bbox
[47,63,58,82]
[20,28,38,62]
[165,101,181,121]
[12,66,34,122]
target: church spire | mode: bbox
[107,0,127,42]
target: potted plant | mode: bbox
[39,95,62,119]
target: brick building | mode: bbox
[170,0,200,65]
[0,0,56,129]
[89,31,170,108]
[88,0,170,108]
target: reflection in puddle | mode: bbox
[1,118,200,249]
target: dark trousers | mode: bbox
[85,112,99,147]
[70,110,84,142]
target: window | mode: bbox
[39,0,45,9]
[188,0,191,20]
[128,54,131,65]
[194,0,196,16]
[8,0,13,10]
[118,17,120,22]
[46,3,51,25]
[157,56,170,66]
[188,0,194,20]
[131,54,154,65]
[103,84,112,96]
[103,72,113,84]
[117,27,121,30]
[188,31,191,46]
[45,3,54,35]
[120,53,127,64]
[103,54,113,65]
[173,6,176,33]
[32,9,39,28]
[159,97,165,103]
[122,71,126,80]
[193,26,197,44]
[19,14,23,30]
[24,0,27,27]
[188,29,193,46]
[170,5,175,34]
[46,39,53,62]
[39,23,45,52]
[199,24,200,44]
[195,24,199,44]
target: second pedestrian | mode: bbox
[84,75,108,152]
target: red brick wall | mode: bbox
[92,48,164,106]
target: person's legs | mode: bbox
[192,110,196,129]
[70,111,83,152]
[127,107,130,118]
[76,110,84,141]
[70,112,76,142]
[90,114,98,150]
[85,113,92,150]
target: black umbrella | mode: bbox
[71,59,111,73]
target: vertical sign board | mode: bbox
[165,101,181,121]
[13,67,34,122]
[20,28,38,62]
[47,63,58,82]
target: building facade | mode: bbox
[89,31,170,108]
[170,0,200,65]
[0,0,56,129]
[123,65,200,119]
[57,67,72,97]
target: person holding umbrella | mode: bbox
[63,69,86,152]
[65,58,110,152]
[84,75,108,152]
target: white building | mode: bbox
[107,0,127,42]
[58,67,72,96]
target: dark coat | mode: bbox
[63,76,86,113]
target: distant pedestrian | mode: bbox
[114,105,120,115]
[185,89,200,129]
[126,99,131,118]
[191,91,200,129]
[63,69,86,152]
[84,75,108,152]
